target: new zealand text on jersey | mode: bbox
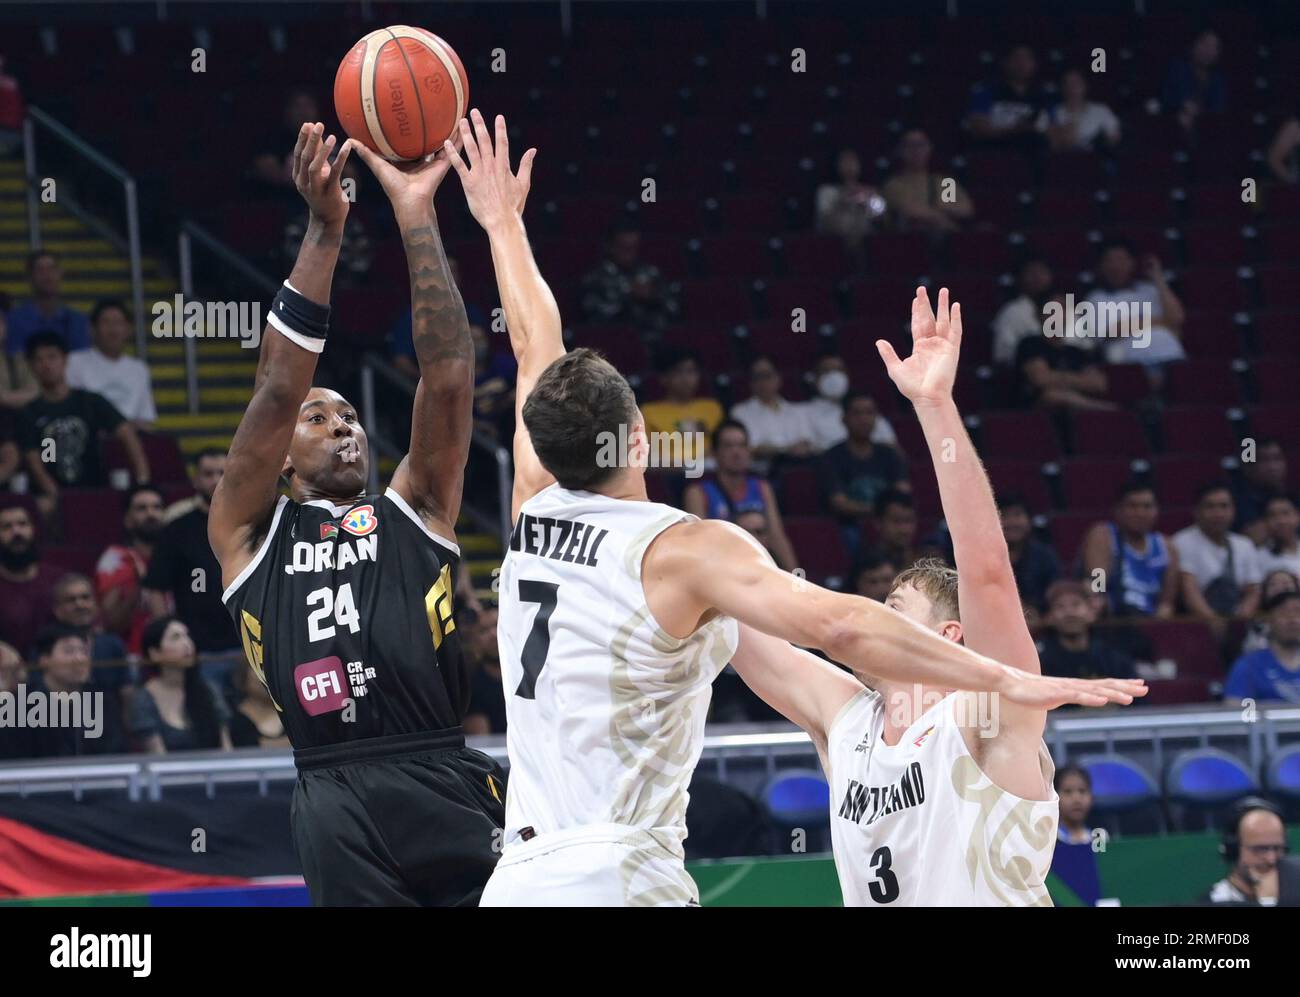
[283,535,379,575]
[838,762,926,826]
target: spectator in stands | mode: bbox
[19,332,150,518]
[991,257,1057,367]
[283,183,373,289]
[228,663,288,749]
[1037,580,1136,681]
[50,572,130,695]
[853,550,898,602]
[1084,241,1186,370]
[65,299,156,429]
[0,640,28,760]
[819,392,909,555]
[1174,483,1263,627]
[96,484,164,656]
[814,148,885,264]
[730,355,816,468]
[0,502,64,657]
[0,55,24,157]
[580,221,680,336]
[964,44,1049,153]
[734,509,780,562]
[1234,439,1289,544]
[871,489,920,572]
[469,323,518,442]
[1039,69,1121,153]
[0,640,22,693]
[1015,294,1116,411]
[143,447,239,681]
[640,348,725,454]
[1258,494,1300,578]
[683,420,799,571]
[1242,569,1300,655]
[1202,799,1287,906]
[999,492,1060,610]
[129,616,231,753]
[882,129,974,235]
[1267,111,1300,184]
[1050,764,1105,907]
[0,292,38,406]
[464,604,507,736]
[801,354,899,452]
[1081,483,1180,618]
[21,624,128,758]
[0,404,18,490]
[4,251,90,357]
[250,88,319,199]
[1163,30,1227,134]
[1224,591,1300,705]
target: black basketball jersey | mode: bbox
[222,488,468,750]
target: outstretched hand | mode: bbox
[1000,669,1148,711]
[877,286,962,408]
[293,123,354,229]
[349,129,462,220]
[445,109,537,231]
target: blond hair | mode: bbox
[888,557,960,623]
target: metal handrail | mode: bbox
[359,352,514,547]
[23,106,146,357]
[177,219,278,414]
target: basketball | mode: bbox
[333,25,468,161]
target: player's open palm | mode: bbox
[1001,667,1148,711]
[877,286,962,408]
[447,109,537,231]
[350,131,460,217]
[293,123,354,229]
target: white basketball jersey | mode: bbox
[497,485,739,858]
[826,689,1059,907]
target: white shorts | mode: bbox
[480,823,698,907]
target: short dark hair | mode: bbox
[1054,762,1092,792]
[874,488,913,518]
[90,298,130,326]
[712,418,748,452]
[996,491,1030,515]
[853,548,897,585]
[192,446,228,468]
[842,390,876,414]
[1266,590,1300,614]
[522,348,637,491]
[124,483,164,509]
[33,622,87,660]
[1115,481,1156,503]
[1096,238,1136,261]
[26,250,58,273]
[653,346,698,375]
[23,330,67,360]
[1195,481,1233,504]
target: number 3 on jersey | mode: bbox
[516,579,558,699]
[306,583,361,642]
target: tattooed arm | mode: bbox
[352,140,472,540]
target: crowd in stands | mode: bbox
[4,15,1300,758]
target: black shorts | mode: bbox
[291,730,506,907]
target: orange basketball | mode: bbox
[334,26,468,162]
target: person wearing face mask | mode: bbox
[0,502,66,657]
[95,484,166,655]
[799,355,898,452]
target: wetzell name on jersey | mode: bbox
[283,535,379,575]
[509,512,610,567]
[837,762,925,826]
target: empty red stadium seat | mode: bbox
[784,516,849,582]
[1060,458,1141,509]
[59,489,126,547]
[1141,620,1225,678]
[1160,405,1240,455]
[1071,410,1151,458]
[777,466,822,516]
[977,410,1061,461]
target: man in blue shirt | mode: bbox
[5,251,90,357]
[1225,591,1300,704]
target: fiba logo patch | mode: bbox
[341,504,378,536]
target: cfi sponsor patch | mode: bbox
[341,504,378,537]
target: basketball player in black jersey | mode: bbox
[210,122,504,906]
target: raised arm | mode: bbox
[647,519,1145,744]
[446,110,561,519]
[351,140,472,538]
[209,124,353,588]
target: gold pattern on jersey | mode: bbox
[424,563,457,650]
[239,609,283,712]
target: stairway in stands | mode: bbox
[0,154,503,600]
